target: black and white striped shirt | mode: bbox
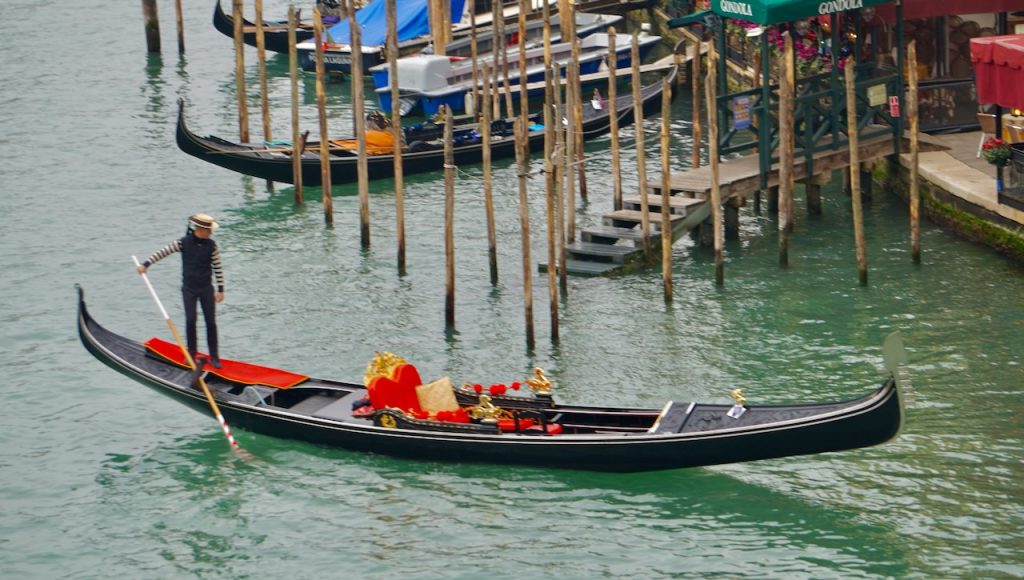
[144,237,225,292]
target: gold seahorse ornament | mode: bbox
[526,367,553,396]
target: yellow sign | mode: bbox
[868,84,887,107]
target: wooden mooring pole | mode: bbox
[778,33,795,267]
[631,32,651,259]
[174,0,184,54]
[468,8,479,116]
[481,63,499,285]
[544,64,559,341]
[706,47,723,286]
[288,7,304,203]
[142,0,161,53]
[517,0,529,126]
[350,0,370,247]
[844,56,868,285]
[574,45,588,203]
[255,0,273,191]
[444,107,456,329]
[608,28,623,211]
[256,0,270,143]
[691,36,701,170]
[565,35,578,242]
[554,63,568,295]
[515,116,536,351]
[660,78,674,301]
[232,0,250,143]
[387,0,406,274]
[908,41,921,263]
[313,9,333,224]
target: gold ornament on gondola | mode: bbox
[363,351,407,385]
[468,394,502,424]
[527,367,553,396]
[379,413,398,429]
[729,389,747,406]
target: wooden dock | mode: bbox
[541,130,947,277]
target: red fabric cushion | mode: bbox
[367,363,423,413]
[498,418,537,432]
[143,337,308,388]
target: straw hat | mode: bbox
[189,213,220,230]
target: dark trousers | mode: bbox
[183,285,218,360]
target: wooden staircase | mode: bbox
[539,193,710,276]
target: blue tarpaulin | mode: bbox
[325,0,467,46]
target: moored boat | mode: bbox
[294,0,469,74]
[77,287,905,472]
[373,32,662,116]
[174,61,676,185]
[212,0,315,54]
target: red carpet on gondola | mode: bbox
[143,338,308,389]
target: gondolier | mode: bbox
[137,213,225,368]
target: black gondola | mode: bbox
[213,0,315,54]
[176,63,677,185]
[77,287,905,473]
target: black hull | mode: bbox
[213,0,314,54]
[77,287,904,472]
[176,64,677,186]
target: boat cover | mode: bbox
[144,337,308,388]
[325,0,467,47]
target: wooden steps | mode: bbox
[538,259,621,276]
[581,225,662,245]
[603,209,685,230]
[622,194,705,214]
[538,190,711,277]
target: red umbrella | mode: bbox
[971,34,1024,111]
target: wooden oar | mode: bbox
[132,256,247,456]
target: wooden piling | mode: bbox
[350,0,370,247]
[444,106,456,329]
[432,0,446,56]
[805,181,822,214]
[778,33,794,266]
[908,41,921,263]
[481,63,499,285]
[706,47,723,286]
[499,2,514,119]
[174,0,185,54]
[517,0,529,125]
[313,9,333,224]
[660,78,674,301]
[574,35,588,203]
[631,32,651,257]
[288,7,303,204]
[845,56,868,285]
[565,36,577,242]
[256,0,271,148]
[142,0,161,54]
[553,63,568,294]
[387,0,406,274]
[514,116,535,350]
[691,37,701,170]
[608,28,622,211]
[544,64,559,340]
[783,33,795,232]
[468,8,479,116]
[232,0,250,143]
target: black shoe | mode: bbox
[209,357,222,369]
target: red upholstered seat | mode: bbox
[367,363,424,414]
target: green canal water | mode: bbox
[1,1,1022,577]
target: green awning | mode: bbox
[711,0,893,25]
